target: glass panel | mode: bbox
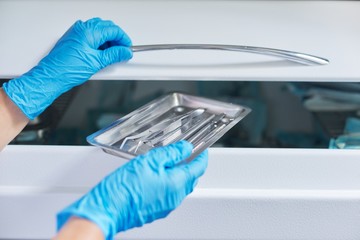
[5,80,360,149]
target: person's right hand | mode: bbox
[57,141,208,240]
[3,17,132,120]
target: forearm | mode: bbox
[0,88,29,150]
[53,217,104,240]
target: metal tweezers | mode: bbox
[120,108,205,153]
[131,44,329,66]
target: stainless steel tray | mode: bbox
[87,93,251,160]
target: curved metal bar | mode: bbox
[131,44,329,66]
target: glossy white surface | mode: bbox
[0,1,360,81]
[1,145,360,239]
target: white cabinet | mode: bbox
[1,1,360,239]
[1,145,360,239]
[0,0,360,81]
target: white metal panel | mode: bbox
[0,0,359,81]
[1,145,360,239]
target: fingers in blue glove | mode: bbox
[186,150,209,189]
[180,149,209,179]
[99,45,132,67]
[168,149,209,195]
[82,17,132,48]
[79,17,133,67]
[137,140,193,169]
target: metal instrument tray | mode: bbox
[87,92,251,160]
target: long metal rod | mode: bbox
[131,44,329,66]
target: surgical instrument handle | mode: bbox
[131,44,329,66]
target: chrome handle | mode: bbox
[131,44,329,66]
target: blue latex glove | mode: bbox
[3,18,132,120]
[57,141,208,240]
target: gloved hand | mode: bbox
[57,141,208,240]
[2,18,132,120]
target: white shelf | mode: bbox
[1,0,360,81]
[1,145,360,239]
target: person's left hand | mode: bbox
[3,17,132,120]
